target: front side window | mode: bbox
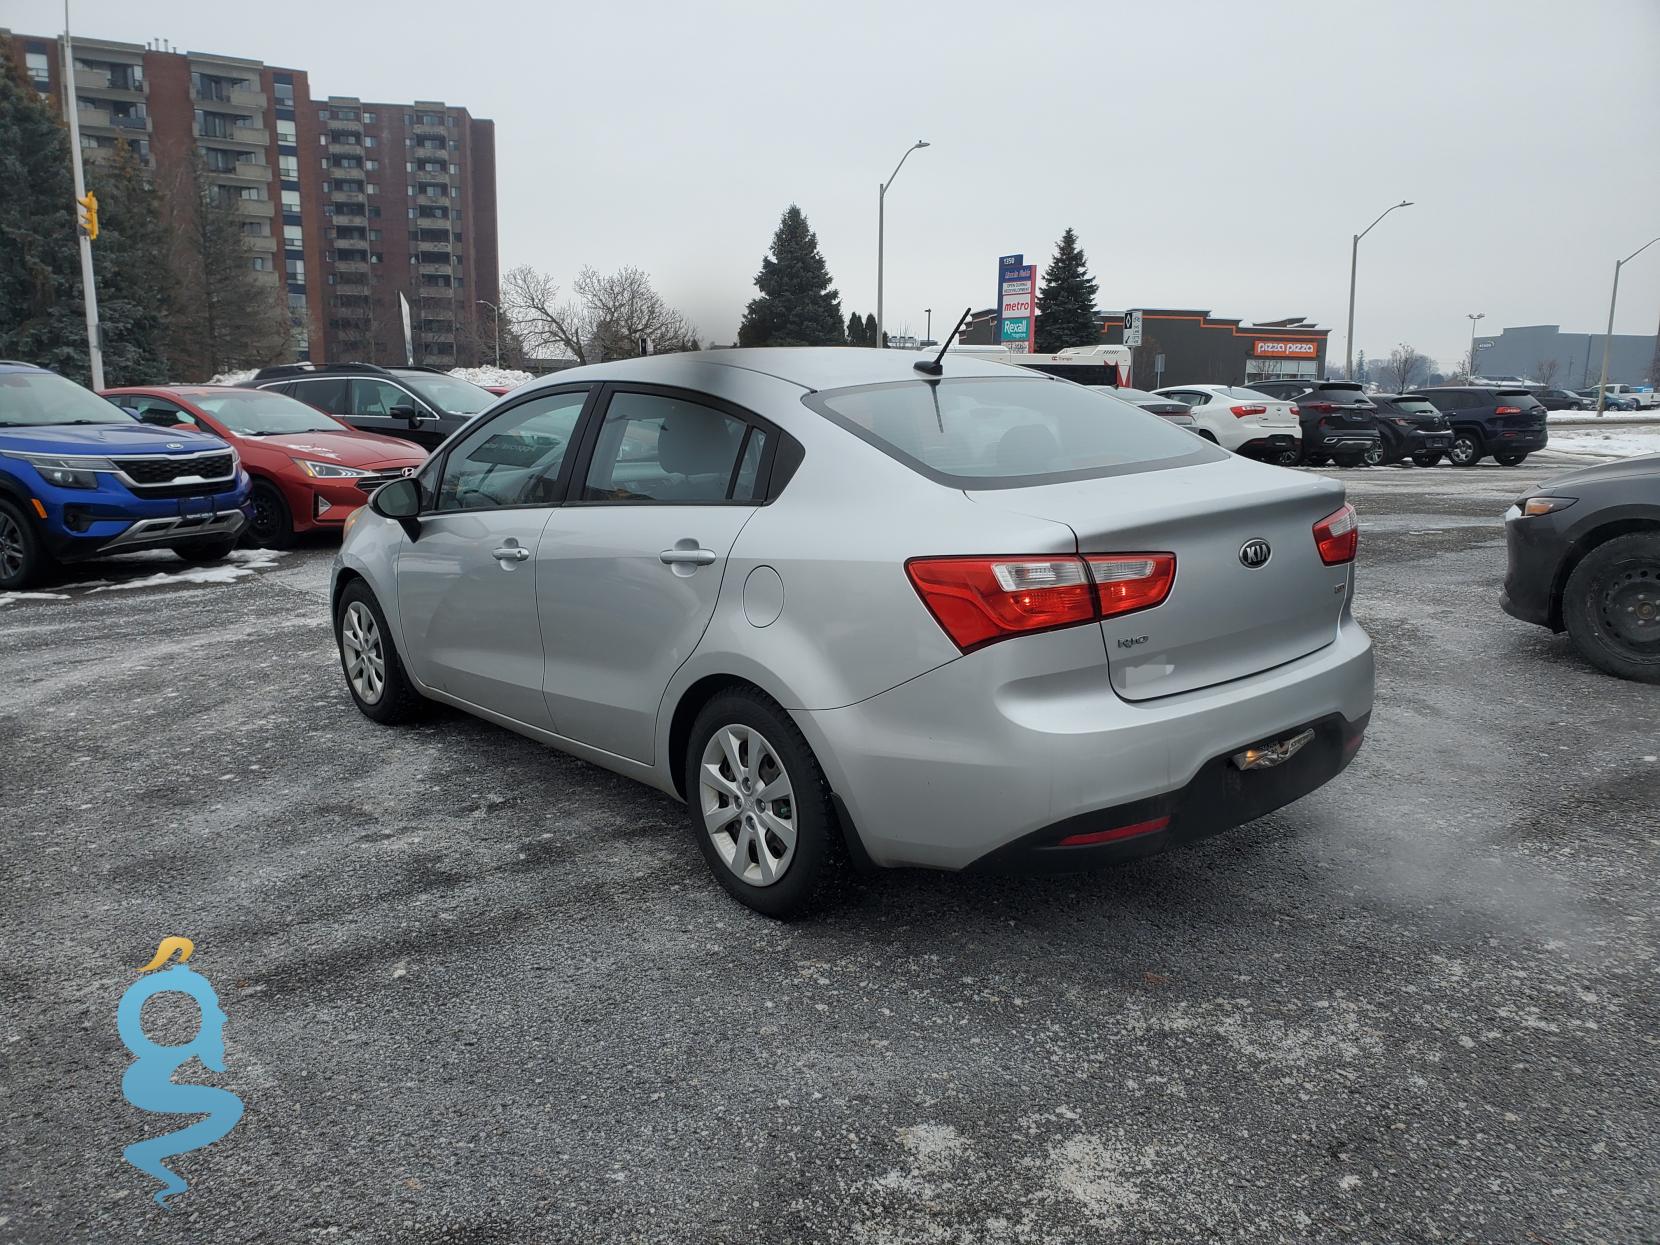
[350,378,414,416]
[123,396,194,426]
[402,373,493,416]
[809,376,1217,488]
[582,392,755,504]
[436,390,587,511]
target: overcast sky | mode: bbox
[14,0,1660,368]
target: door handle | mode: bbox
[659,547,717,566]
[492,546,531,562]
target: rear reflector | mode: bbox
[1313,503,1359,565]
[1494,405,1521,415]
[906,553,1175,652]
[1230,404,1267,418]
[1057,816,1170,848]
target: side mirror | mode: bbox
[369,476,421,520]
[138,409,181,426]
[388,403,430,426]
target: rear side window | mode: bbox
[582,391,758,504]
[807,377,1217,489]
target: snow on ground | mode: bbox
[450,365,534,389]
[85,548,286,593]
[0,591,71,608]
[1544,427,1660,459]
[1547,411,1657,424]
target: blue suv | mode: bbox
[0,362,252,590]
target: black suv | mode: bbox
[1411,386,1549,467]
[1529,386,1591,412]
[1366,394,1455,466]
[240,363,496,449]
[1247,380,1382,467]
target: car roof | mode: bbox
[527,347,1023,394]
[0,361,51,375]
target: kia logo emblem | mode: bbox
[165,442,185,449]
[1239,539,1272,568]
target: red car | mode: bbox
[103,385,427,548]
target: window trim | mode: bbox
[419,384,598,516]
[563,382,786,509]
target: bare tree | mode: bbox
[1380,343,1430,393]
[502,264,699,365]
[1533,357,1560,387]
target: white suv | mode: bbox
[1153,384,1302,464]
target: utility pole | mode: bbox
[1345,200,1413,380]
[1594,237,1660,416]
[924,308,932,343]
[61,2,104,389]
[875,140,929,349]
[1466,312,1484,379]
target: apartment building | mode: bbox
[5,31,498,368]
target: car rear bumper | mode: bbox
[1487,429,1548,451]
[1236,433,1299,458]
[1500,505,1565,629]
[795,613,1375,871]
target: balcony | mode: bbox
[329,202,367,221]
[111,113,149,131]
[77,106,113,129]
[213,162,271,183]
[76,66,145,95]
[228,87,267,110]
[232,197,274,218]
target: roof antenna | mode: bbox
[913,307,973,376]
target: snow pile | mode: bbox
[1547,411,1658,425]
[205,368,258,386]
[1546,428,1660,460]
[449,365,533,390]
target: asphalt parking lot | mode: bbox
[2,458,1657,1244]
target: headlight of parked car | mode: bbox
[293,459,370,479]
[1,451,115,490]
[1521,496,1576,516]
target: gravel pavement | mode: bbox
[1,459,1656,1244]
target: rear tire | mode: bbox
[0,498,52,591]
[334,580,425,724]
[174,535,237,564]
[684,686,846,919]
[246,479,295,549]
[1448,433,1483,467]
[1561,533,1660,684]
[1304,452,1330,468]
[1272,446,1301,467]
[1494,452,1529,466]
[1333,452,1366,468]
[1410,451,1443,468]
[1363,443,1387,467]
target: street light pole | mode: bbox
[924,308,931,343]
[876,140,929,349]
[1593,236,1660,416]
[476,299,500,368]
[1345,199,1413,380]
[1466,312,1484,379]
[61,1,104,389]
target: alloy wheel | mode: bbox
[1363,443,1385,467]
[339,601,386,703]
[698,724,796,887]
[0,512,24,582]
[250,489,280,543]
[1449,436,1477,466]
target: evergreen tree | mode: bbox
[846,310,865,346]
[86,146,172,385]
[1355,350,1368,385]
[164,152,292,379]
[0,39,90,379]
[736,205,844,347]
[1034,227,1100,354]
[864,313,877,347]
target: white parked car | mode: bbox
[1153,384,1302,465]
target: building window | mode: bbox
[363,111,376,123]
[368,229,381,241]
[25,50,51,89]
[284,224,303,245]
[276,119,297,143]
[240,221,269,237]
[279,154,298,177]
[334,107,358,121]
[365,160,379,171]
[281,189,301,210]
[365,183,378,195]
[250,256,270,271]
[274,80,294,106]
[318,108,329,121]
[286,258,305,279]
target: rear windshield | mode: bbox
[1388,398,1439,415]
[806,377,1218,489]
[1223,386,1276,401]
[1496,389,1544,407]
[1316,383,1366,396]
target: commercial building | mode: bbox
[4,30,498,368]
[1471,323,1657,389]
[960,308,1330,388]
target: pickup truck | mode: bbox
[1587,384,1659,410]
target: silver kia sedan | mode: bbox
[332,348,1374,916]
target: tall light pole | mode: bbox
[1466,312,1485,379]
[475,299,500,368]
[1593,236,1660,416]
[61,1,104,389]
[924,307,932,343]
[876,140,929,349]
[1345,200,1413,379]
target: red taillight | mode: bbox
[1304,401,1335,414]
[1086,553,1177,619]
[906,553,1175,652]
[1288,404,1300,416]
[1494,405,1521,415]
[1057,816,1171,848]
[1230,404,1267,418]
[1313,503,1359,565]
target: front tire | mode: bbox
[685,686,845,918]
[1561,534,1660,684]
[174,535,237,564]
[1448,433,1483,467]
[334,580,424,723]
[0,499,53,591]
[246,479,295,549]
[1410,451,1444,467]
[1494,452,1529,466]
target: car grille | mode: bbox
[113,453,235,485]
[354,471,412,494]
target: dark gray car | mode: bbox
[1502,454,1660,682]
[242,363,495,449]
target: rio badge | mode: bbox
[117,937,244,1209]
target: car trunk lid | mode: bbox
[966,459,1353,700]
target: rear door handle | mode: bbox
[659,547,717,566]
[492,546,531,562]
